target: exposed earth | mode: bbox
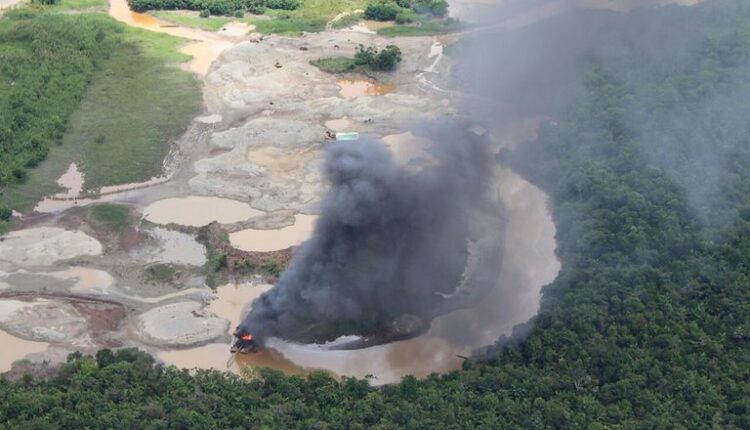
[0,0,579,382]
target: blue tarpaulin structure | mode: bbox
[335,132,359,141]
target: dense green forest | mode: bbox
[0,11,119,190]
[2,1,750,428]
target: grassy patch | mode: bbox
[330,11,362,28]
[147,263,176,283]
[250,11,325,34]
[377,16,461,36]
[5,24,200,211]
[251,0,367,34]
[51,0,107,11]
[310,56,358,73]
[153,10,231,30]
[261,261,283,277]
[64,34,199,190]
[205,249,227,287]
[89,204,132,232]
[121,25,192,62]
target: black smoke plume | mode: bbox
[239,124,505,345]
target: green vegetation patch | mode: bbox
[249,9,324,34]
[146,263,177,283]
[49,0,107,11]
[153,10,231,30]
[3,14,200,211]
[260,261,282,276]
[128,0,299,16]
[330,11,361,28]
[362,0,455,36]
[204,249,227,287]
[312,44,402,73]
[59,39,199,190]
[0,11,120,199]
[310,56,358,73]
[250,0,369,34]
[89,204,132,232]
[377,15,460,36]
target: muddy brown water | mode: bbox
[48,267,115,295]
[381,132,438,168]
[229,214,317,252]
[261,165,559,385]
[33,170,167,214]
[142,196,266,227]
[0,330,48,372]
[338,79,395,99]
[158,283,306,375]
[55,163,84,199]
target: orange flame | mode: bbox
[241,334,253,341]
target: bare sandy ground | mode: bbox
[0,0,23,12]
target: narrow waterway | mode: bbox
[108,0,237,76]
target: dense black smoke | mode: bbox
[240,0,710,348]
[240,125,505,344]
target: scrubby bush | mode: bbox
[199,8,210,16]
[127,0,299,15]
[246,0,265,14]
[395,10,413,24]
[354,44,402,71]
[0,206,12,222]
[363,2,400,21]
[371,44,401,70]
[234,9,244,17]
[354,44,377,66]
[265,0,299,10]
[412,0,447,16]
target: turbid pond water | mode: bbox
[142,196,266,226]
[338,79,395,99]
[0,330,48,372]
[229,214,317,252]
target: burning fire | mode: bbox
[241,334,253,341]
